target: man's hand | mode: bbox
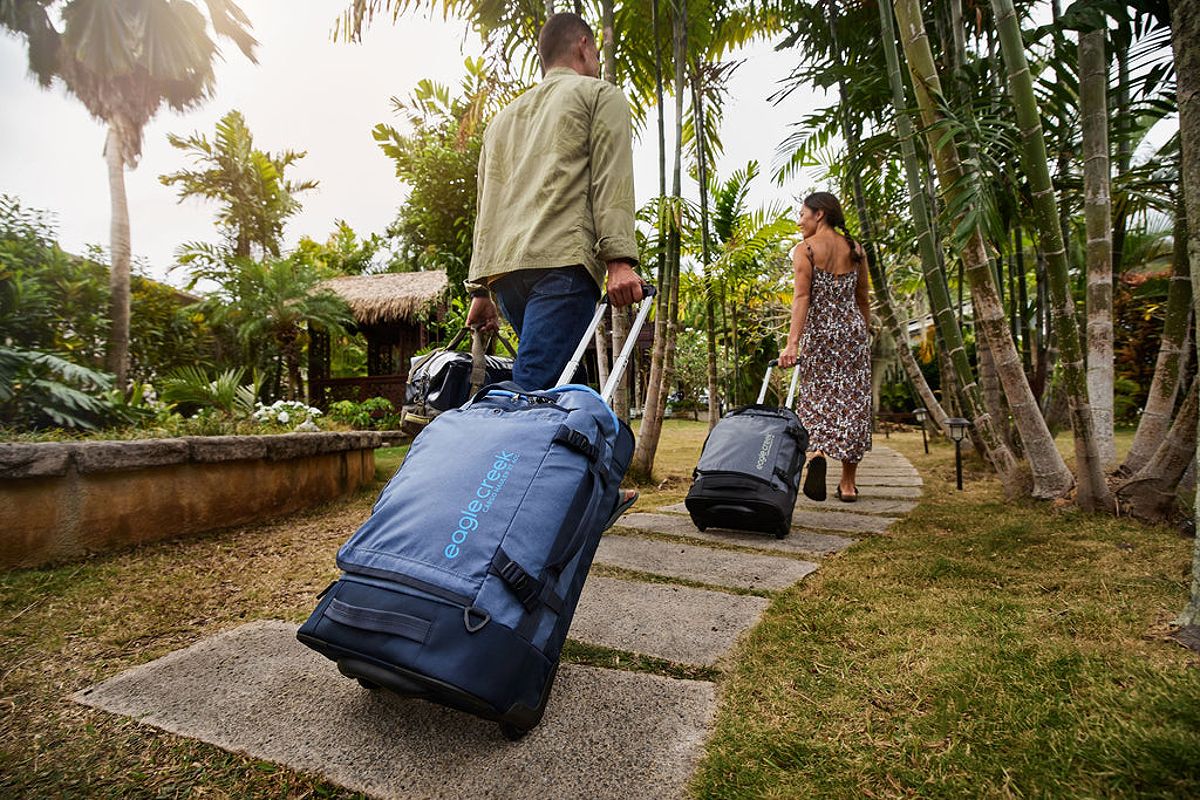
[605,260,644,307]
[466,296,500,333]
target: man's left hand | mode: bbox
[606,261,643,307]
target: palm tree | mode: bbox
[989,0,1113,511]
[825,0,948,437]
[1,0,258,393]
[878,0,1019,481]
[1168,0,1200,628]
[1122,195,1192,474]
[892,0,1074,501]
[160,109,317,259]
[1079,22,1116,467]
[187,255,353,401]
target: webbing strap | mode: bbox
[490,548,542,613]
[553,424,600,462]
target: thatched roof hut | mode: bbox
[321,270,449,325]
[309,270,450,410]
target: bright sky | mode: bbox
[0,1,818,286]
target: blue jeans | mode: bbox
[492,265,600,390]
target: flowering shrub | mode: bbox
[253,400,323,428]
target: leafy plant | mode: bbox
[328,396,400,430]
[0,346,120,431]
[160,366,262,419]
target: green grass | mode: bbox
[1,422,1197,798]
[689,431,1200,799]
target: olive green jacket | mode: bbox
[467,67,639,293]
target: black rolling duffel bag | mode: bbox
[684,359,808,539]
[401,328,516,433]
[298,286,655,740]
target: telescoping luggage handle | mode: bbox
[556,284,657,404]
[756,358,801,408]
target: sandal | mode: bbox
[834,485,858,503]
[602,489,640,530]
[803,456,827,502]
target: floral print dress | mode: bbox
[795,244,872,464]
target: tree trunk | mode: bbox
[595,316,610,389]
[1112,38,1132,276]
[600,0,629,419]
[1170,0,1200,627]
[888,0,1030,486]
[1080,26,1117,467]
[835,0,945,431]
[1124,194,1193,474]
[1117,380,1197,522]
[990,0,1112,509]
[105,124,132,393]
[828,0,947,430]
[631,0,668,474]
[1017,228,1034,377]
[631,0,685,480]
[691,69,720,430]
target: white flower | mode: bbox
[277,410,290,424]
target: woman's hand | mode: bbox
[778,344,800,369]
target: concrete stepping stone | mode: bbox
[571,576,770,667]
[74,621,714,800]
[617,513,855,558]
[795,495,917,516]
[660,498,916,519]
[850,484,923,499]
[787,509,895,534]
[856,469,921,480]
[595,533,818,591]
[855,473,923,487]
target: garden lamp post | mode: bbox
[914,406,928,454]
[946,417,971,490]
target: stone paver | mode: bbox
[74,621,714,800]
[849,484,923,499]
[595,533,818,590]
[855,473,923,487]
[793,496,918,516]
[572,576,770,666]
[660,498,915,519]
[857,469,919,480]
[617,513,856,558]
[787,509,895,534]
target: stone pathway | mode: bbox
[76,444,920,799]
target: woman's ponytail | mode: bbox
[838,223,865,265]
[802,191,864,264]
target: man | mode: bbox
[465,12,643,390]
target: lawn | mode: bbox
[1,422,1197,798]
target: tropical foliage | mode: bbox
[374,58,518,295]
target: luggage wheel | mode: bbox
[498,662,558,741]
[774,527,789,540]
[499,721,531,741]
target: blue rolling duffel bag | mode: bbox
[298,286,655,740]
[684,359,807,539]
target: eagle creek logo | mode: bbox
[444,450,519,559]
[755,433,775,471]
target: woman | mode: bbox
[778,192,872,502]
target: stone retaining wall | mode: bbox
[0,432,381,570]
